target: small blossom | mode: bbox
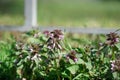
[111,67,114,71]
[31,54,41,61]
[47,29,64,40]
[74,58,78,62]
[15,42,24,50]
[28,44,41,54]
[52,29,64,40]
[66,50,78,62]
[47,42,55,49]
[99,43,104,46]
[105,32,119,46]
[30,48,33,52]
[110,60,120,72]
[49,33,54,39]
[46,29,64,50]
[34,33,38,38]
[71,50,76,55]
[43,30,50,37]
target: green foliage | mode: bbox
[0,29,120,80]
[0,35,18,80]
[101,0,120,2]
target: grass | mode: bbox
[0,0,120,28]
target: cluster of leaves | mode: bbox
[0,35,17,80]
[0,29,120,80]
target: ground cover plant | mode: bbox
[0,29,120,80]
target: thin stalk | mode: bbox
[70,73,72,80]
[54,53,60,80]
[112,47,115,60]
[117,72,120,79]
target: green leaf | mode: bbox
[27,37,40,44]
[73,73,82,80]
[85,62,92,70]
[69,59,75,64]
[62,71,69,78]
[115,43,120,50]
[113,72,118,79]
[63,39,72,51]
[73,73,89,80]
[76,48,85,54]
[76,58,84,64]
[67,65,79,74]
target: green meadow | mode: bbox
[0,0,120,28]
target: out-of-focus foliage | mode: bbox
[101,0,120,1]
[0,0,16,11]
[0,0,120,27]
[0,0,24,14]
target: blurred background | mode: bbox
[0,0,120,28]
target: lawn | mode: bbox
[0,0,120,28]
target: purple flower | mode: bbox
[66,50,78,62]
[28,44,41,55]
[50,29,64,40]
[105,32,119,46]
[43,30,64,40]
[45,29,64,50]
[74,58,78,62]
[43,30,50,37]
[110,60,120,72]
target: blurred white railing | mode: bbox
[0,0,119,34]
[24,0,37,27]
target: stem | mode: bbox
[70,73,72,80]
[117,72,120,79]
[112,47,115,60]
[54,59,60,80]
[118,73,120,79]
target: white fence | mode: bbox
[24,0,37,27]
[0,0,120,34]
